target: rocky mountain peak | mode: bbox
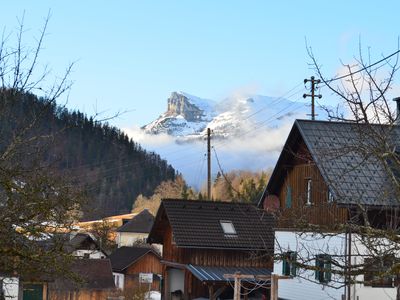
[142,91,314,139]
[166,92,204,121]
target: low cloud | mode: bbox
[122,121,293,189]
[123,126,176,147]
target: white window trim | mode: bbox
[306,179,312,205]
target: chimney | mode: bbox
[394,97,400,124]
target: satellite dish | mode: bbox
[263,195,280,212]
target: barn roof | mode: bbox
[116,209,154,233]
[148,199,275,251]
[108,246,160,272]
[50,259,115,290]
[260,119,400,207]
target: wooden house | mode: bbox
[259,119,400,300]
[108,246,162,292]
[148,199,275,300]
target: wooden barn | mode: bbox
[147,199,275,300]
[108,246,162,292]
[47,259,116,300]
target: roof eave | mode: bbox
[258,121,301,207]
[173,244,273,251]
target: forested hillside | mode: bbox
[0,89,176,220]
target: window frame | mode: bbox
[306,179,312,205]
[315,254,332,283]
[327,189,334,203]
[282,251,298,277]
[364,257,394,288]
[220,220,237,236]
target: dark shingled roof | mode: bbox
[148,199,275,251]
[116,209,154,233]
[50,259,115,290]
[38,233,102,254]
[261,119,400,207]
[108,246,160,272]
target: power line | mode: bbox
[236,82,304,123]
[324,49,400,84]
[212,146,241,198]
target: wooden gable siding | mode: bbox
[123,252,162,291]
[125,252,162,275]
[277,162,348,228]
[163,224,272,269]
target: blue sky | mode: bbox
[1,1,400,128]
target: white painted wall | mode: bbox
[275,231,345,300]
[168,268,184,294]
[117,232,148,247]
[275,231,398,300]
[73,249,106,259]
[113,272,125,290]
[1,277,19,300]
[349,242,396,300]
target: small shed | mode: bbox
[109,246,162,292]
[48,259,116,300]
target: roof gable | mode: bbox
[116,209,154,233]
[148,199,275,251]
[261,119,400,207]
[108,246,159,272]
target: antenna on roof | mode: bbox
[303,76,322,120]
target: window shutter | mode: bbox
[324,255,332,282]
[282,253,290,276]
[315,255,321,281]
[286,186,292,208]
[290,251,297,276]
[315,254,326,282]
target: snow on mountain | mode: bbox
[128,91,325,188]
[143,91,313,140]
[142,91,216,137]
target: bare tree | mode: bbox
[0,14,83,281]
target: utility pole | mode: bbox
[303,76,322,120]
[207,128,211,200]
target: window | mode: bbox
[306,179,312,205]
[220,221,236,235]
[315,254,332,283]
[286,186,292,208]
[282,251,297,277]
[364,257,394,288]
[327,189,334,203]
